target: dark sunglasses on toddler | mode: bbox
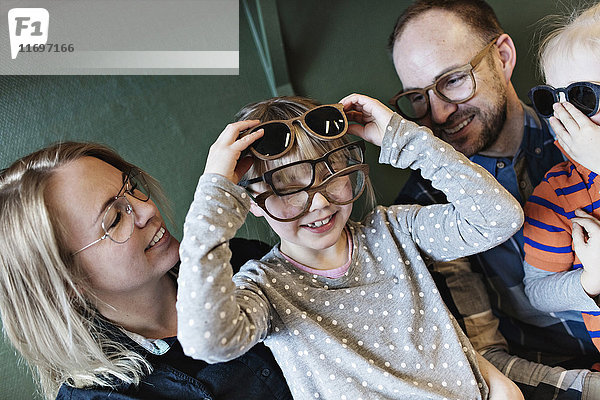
[528,81,600,118]
[242,103,348,160]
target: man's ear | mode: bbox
[495,33,517,83]
[249,201,264,218]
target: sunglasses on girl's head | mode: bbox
[528,82,600,118]
[243,104,348,160]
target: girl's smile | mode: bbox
[301,212,336,232]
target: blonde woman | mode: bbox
[0,142,292,399]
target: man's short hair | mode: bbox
[388,0,504,52]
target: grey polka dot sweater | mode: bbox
[177,114,524,400]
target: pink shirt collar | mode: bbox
[280,227,353,279]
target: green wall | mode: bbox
[0,0,575,398]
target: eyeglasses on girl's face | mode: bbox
[72,169,150,256]
[245,162,369,223]
[239,141,365,196]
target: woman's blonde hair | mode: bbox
[236,96,376,217]
[538,2,600,81]
[0,142,170,399]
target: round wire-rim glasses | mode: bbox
[389,35,501,121]
[72,169,150,256]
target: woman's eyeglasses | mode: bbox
[72,169,150,256]
[242,104,348,160]
[528,81,600,118]
[389,35,500,121]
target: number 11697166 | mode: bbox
[18,43,74,53]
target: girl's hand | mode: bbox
[476,353,524,400]
[204,120,264,184]
[339,93,395,147]
[572,209,600,296]
[550,102,600,174]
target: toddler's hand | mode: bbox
[339,93,394,147]
[550,102,600,173]
[572,209,600,296]
[204,120,264,184]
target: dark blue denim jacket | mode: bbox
[56,333,292,400]
[56,239,293,400]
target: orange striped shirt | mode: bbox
[523,144,600,351]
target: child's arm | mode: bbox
[522,176,600,311]
[476,352,524,400]
[572,209,600,297]
[177,121,272,363]
[550,102,600,174]
[522,260,598,312]
[340,93,523,261]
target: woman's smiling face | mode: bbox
[45,156,180,302]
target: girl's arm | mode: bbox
[476,352,524,400]
[177,121,272,363]
[340,93,523,261]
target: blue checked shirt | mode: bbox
[396,104,598,360]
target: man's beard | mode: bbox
[432,82,508,157]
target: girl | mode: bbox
[177,94,524,399]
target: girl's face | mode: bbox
[45,157,180,303]
[545,51,600,124]
[255,191,353,263]
[250,155,354,264]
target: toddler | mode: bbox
[523,3,600,355]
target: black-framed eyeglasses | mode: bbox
[242,104,349,160]
[528,81,600,118]
[72,169,150,256]
[389,35,501,121]
[239,140,365,196]
[246,164,369,222]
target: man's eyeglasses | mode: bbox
[528,81,600,118]
[72,169,150,256]
[389,35,501,121]
[242,104,348,160]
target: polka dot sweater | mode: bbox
[177,114,524,399]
